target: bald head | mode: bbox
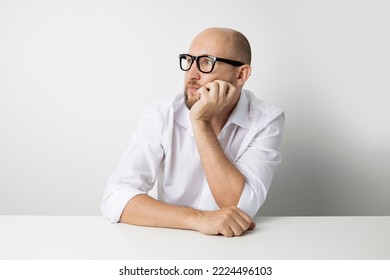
[190,27,251,65]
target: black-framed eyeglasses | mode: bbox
[179,54,244,74]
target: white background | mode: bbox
[1,0,389,216]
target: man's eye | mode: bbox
[202,59,213,65]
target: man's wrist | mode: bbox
[181,207,204,232]
[189,111,213,123]
[190,118,213,133]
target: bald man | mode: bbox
[101,27,284,237]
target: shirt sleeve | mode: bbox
[236,111,285,217]
[100,103,165,223]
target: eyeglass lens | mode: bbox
[180,55,215,73]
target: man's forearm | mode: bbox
[119,194,254,237]
[191,119,245,208]
[119,194,200,230]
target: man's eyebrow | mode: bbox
[188,53,214,57]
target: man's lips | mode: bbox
[186,81,202,90]
[186,84,201,95]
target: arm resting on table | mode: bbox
[120,194,255,237]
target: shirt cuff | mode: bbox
[101,187,146,223]
[237,183,266,218]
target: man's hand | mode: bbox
[192,206,256,237]
[189,80,237,122]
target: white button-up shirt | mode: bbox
[101,90,285,222]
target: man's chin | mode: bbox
[185,99,196,110]
[184,91,198,110]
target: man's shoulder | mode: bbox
[143,93,184,127]
[242,90,284,131]
[243,90,283,117]
[150,93,183,112]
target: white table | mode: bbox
[1,216,389,259]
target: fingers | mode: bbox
[190,80,238,122]
[197,80,235,110]
[214,80,229,97]
[197,86,209,98]
[195,207,254,237]
[216,207,254,237]
[208,80,219,95]
[203,80,235,97]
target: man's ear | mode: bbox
[235,65,252,87]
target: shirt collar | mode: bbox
[226,90,250,130]
[174,94,191,130]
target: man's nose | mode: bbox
[186,61,201,80]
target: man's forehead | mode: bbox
[188,30,234,57]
